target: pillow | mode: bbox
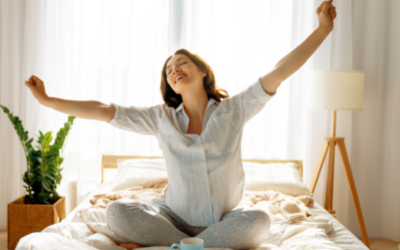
[243,162,311,197]
[111,158,310,197]
[111,158,168,191]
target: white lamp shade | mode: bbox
[308,70,365,110]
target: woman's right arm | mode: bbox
[25,75,116,122]
[42,98,116,122]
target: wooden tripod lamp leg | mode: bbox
[325,140,337,215]
[309,138,330,194]
[337,140,370,249]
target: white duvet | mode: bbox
[15,181,369,250]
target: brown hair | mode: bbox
[160,48,229,109]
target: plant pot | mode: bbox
[7,195,66,250]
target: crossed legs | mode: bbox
[196,207,271,248]
[106,198,270,249]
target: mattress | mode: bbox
[16,180,369,250]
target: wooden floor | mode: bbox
[0,230,6,250]
[0,228,398,249]
[356,238,400,250]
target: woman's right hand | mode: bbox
[24,75,49,104]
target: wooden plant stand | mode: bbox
[7,195,66,250]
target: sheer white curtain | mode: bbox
[0,0,399,242]
[0,0,170,223]
[350,0,400,241]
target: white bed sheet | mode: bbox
[16,181,369,250]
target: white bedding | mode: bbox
[16,181,369,250]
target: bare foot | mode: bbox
[119,242,143,250]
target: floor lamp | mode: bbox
[308,70,370,249]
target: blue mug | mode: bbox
[170,237,204,250]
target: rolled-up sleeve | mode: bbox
[231,77,276,125]
[107,103,160,136]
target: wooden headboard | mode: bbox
[101,154,303,184]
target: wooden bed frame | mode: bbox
[101,154,303,184]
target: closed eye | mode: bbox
[168,62,186,75]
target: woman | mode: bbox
[25,1,336,249]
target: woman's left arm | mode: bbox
[260,0,337,95]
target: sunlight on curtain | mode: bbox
[180,0,295,159]
[23,0,171,208]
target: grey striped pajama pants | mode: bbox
[106,195,271,249]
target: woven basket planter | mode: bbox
[7,195,66,250]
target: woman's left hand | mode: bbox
[316,0,337,32]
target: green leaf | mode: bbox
[24,131,29,140]
[43,173,55,181]
[25,138,33,148]
[13,116,20,125]
[29,174,41,186]
[29,176,37,185]
[42,182,52,192]
[0,104,10,113]
[44,131,53,145]
[68,116,76,123]
[38,191,50,203]
[64,123,71,132]
[0,104,30,150]
[44,149,58,160]
[42,178,53,185]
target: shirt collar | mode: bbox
[175,97,218,113]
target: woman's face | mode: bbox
[166,54,206,95]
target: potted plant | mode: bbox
[0,104,76,250]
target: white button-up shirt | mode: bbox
[108,77,275,227]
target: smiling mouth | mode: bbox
[176,76,186,83]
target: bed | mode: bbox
[15,155,370,250]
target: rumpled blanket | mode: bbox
[238,190,314,222]
[89,177,168,209]
[27,178,346,250]
[89,177,314,222]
